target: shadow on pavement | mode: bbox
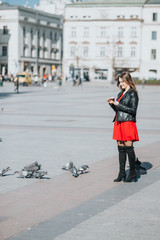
[126,161,153,182]
[0,91,31,99]
[1,173,15,177]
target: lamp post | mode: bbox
[35,11,39,76]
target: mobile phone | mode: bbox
[110,97,115,101]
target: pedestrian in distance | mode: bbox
[78,77,82,85]
[73,77,76,86]
[142,78,145,88]
[107,72,139,182]
[14,76,19,93]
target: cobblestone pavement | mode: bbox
[0,81,160,239]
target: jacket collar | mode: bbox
[119,89,133,102]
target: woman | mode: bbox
[107,72,139,182]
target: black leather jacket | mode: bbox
[110,89,139,122]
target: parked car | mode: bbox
[14,72,32,86]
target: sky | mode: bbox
[4,0,39,8]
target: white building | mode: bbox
[63,0,160,81]
[35,0,72,15]
[0,3,63,77]
[0,23,10,75]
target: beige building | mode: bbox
[63,0,160,81]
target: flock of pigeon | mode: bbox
[0,167,11,177]
[0,161,89,179]
[62,161,89,178]
[0,161,47,179]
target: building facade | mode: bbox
[0,24,10,75]
[0,3,63,77]
[35,0,70,15]
[63,0,160,81]
[35,0,85,15]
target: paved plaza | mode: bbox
[0,81,160,240]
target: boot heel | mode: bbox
[114,174,126,182]
[125,174,137,182]
[134,176,137,182]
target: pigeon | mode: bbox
[70,165,79,178]
[23,161,41,172]
[14,170,34,178]
[34,171,47,179]
[0,167,11,176]
[62,161,73,171]
[135,158,146,171]
[78,165,89,174]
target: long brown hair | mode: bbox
[116,72,137,92]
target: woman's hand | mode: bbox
[113,100,119,106]
[107,97,115,104]
[107,98,119,106]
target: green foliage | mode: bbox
[134,79,160,85]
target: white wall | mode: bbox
[141,5,160,79]
[63,5,143,81]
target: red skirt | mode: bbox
[113,120,139,142]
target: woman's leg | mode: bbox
[114,141,127,182]
[124,141,136,182]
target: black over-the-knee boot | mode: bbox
[125,146,137,182]
[114,146,126,182]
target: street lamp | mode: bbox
[35,11,39,76]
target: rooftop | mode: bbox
[0,3,62,19]
[67,0,160,6]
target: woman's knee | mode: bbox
[124,141,133,147]
[117,140,125,146]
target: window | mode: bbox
[131,46,136,57]
[131,27,137,38]
[54,32,57,41]
[71,27,76,37]
[23,46,27,57]
[84,27,89,37]
[83,47,89,57]
[100,47,105,57]
[117,47,123,57]
[118,27,123,38]
[151,49,156,59]
[51,49,57,59]
[38,48,40,58]
[153,13,157,21]
[100,27,106,37]
[23,27,26,37]
[31,28,33,40]
[3,26,8,34]
[117,15,125,19]
[130,15,138,19]
[31,66,34,73]
[152,31,157,40]
[50,32,52,40]
[2,46,7,56]
[31,47,34,57]
[54,52,57,59]
[70,46,75,57]
[43,32,46,41]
